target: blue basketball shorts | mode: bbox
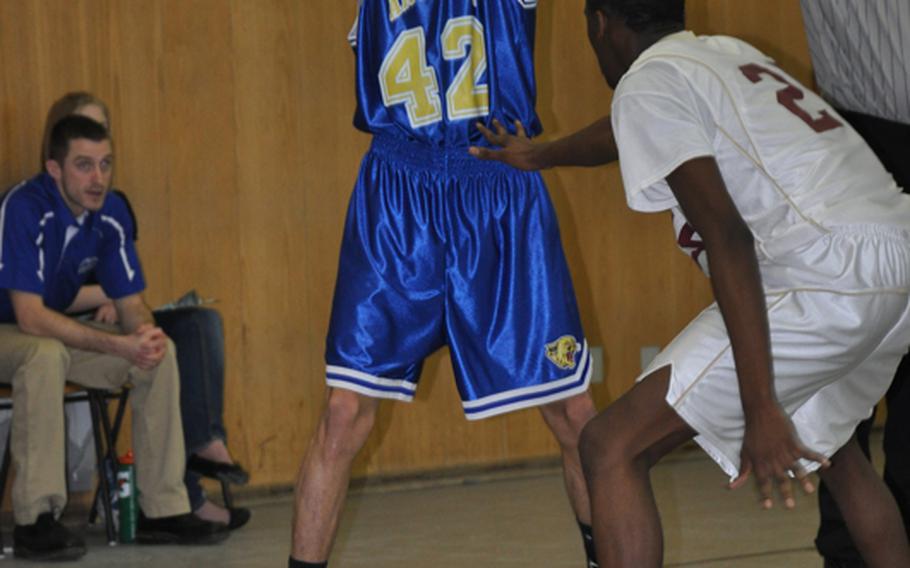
[325,135,591,420]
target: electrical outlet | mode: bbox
[640,345,661,372]
[589,345,604,383]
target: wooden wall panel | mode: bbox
[229,0,302,484]
[108,1,171,298]
[0,0,814,488]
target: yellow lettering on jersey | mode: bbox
[442,16,489,120]
[379,27,443,128]
[388,0,417,22]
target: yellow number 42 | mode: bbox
[379,16,489,129]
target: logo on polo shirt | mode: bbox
[545,335,579,370]
[78,257,99,275]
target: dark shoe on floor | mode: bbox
[13,512,86,561]
[137,512,229,545]
[824,558,867,568]
[187,455,250,485]
[227,507,251,530]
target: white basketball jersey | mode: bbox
[611,32,910,281]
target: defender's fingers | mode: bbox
[492,118,508,136]
[776,473,796,509]
[468,146,499,162]
[729,474,750,490]
[757,474,774,509]
[513,120,527,138]
[475,122,497,142]
[792,464,816,494]
[801,449,831,470]
[729,459,752,490]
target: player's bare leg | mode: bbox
[291,388,379,563]
[578,366,695,567]
[539,393,598,524]
[819,436,910,567]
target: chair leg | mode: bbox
[87,403,106,521]
[88,390,129,534]
[0,428,11,556]
[87,392,117,546]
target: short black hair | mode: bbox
[47,114,110,164]
[587,0,685,34]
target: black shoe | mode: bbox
[13,512,86,561]
[227,507,251,530]
[137,512,229,545]
[187,455,250,485]
[823,559,867,568]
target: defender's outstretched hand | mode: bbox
[469,119,544,171]
[729,403,830,510]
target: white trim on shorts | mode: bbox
[326,366,418,402]
[462,341,593,420]
[325,341,593,419]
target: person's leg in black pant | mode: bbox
[815,109,910,567]
[884,355,910,531]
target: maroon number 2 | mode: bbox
[739,63,843,133]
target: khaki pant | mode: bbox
[0,324,190,525]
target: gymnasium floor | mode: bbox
[6,433,885,567]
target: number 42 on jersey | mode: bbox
[380,16,490,128]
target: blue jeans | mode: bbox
[153,307,228,511]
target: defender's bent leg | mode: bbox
[814,415,874,565]
[291,388,379,563]
[819,437,910,568]
[578,367,695,568]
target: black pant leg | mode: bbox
[884,353,910,532]
[814,109,910,564]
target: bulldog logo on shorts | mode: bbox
[545,335,579,370]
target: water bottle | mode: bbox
[117,450,137,543]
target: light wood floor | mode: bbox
[5,432,888,567]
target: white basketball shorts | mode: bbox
[641,225,910,479]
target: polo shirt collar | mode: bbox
[37,172,97,230]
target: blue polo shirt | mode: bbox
[0,173,145,323]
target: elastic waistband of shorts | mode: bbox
[828,224,910,244]
[368,134,526,176]
[760,223,910,258]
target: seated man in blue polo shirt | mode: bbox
[0,115,228,561]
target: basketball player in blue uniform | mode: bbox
[289,1,598,567]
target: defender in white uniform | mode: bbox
[614,30,910,482]
[471,0,910,566]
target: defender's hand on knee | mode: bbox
[731,407,830,509]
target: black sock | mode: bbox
[578,520,599,568]
[288,558,327,568]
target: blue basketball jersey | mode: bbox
[330,1,591,418]
[350,0,542,147]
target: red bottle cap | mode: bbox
[119,450,135,465]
